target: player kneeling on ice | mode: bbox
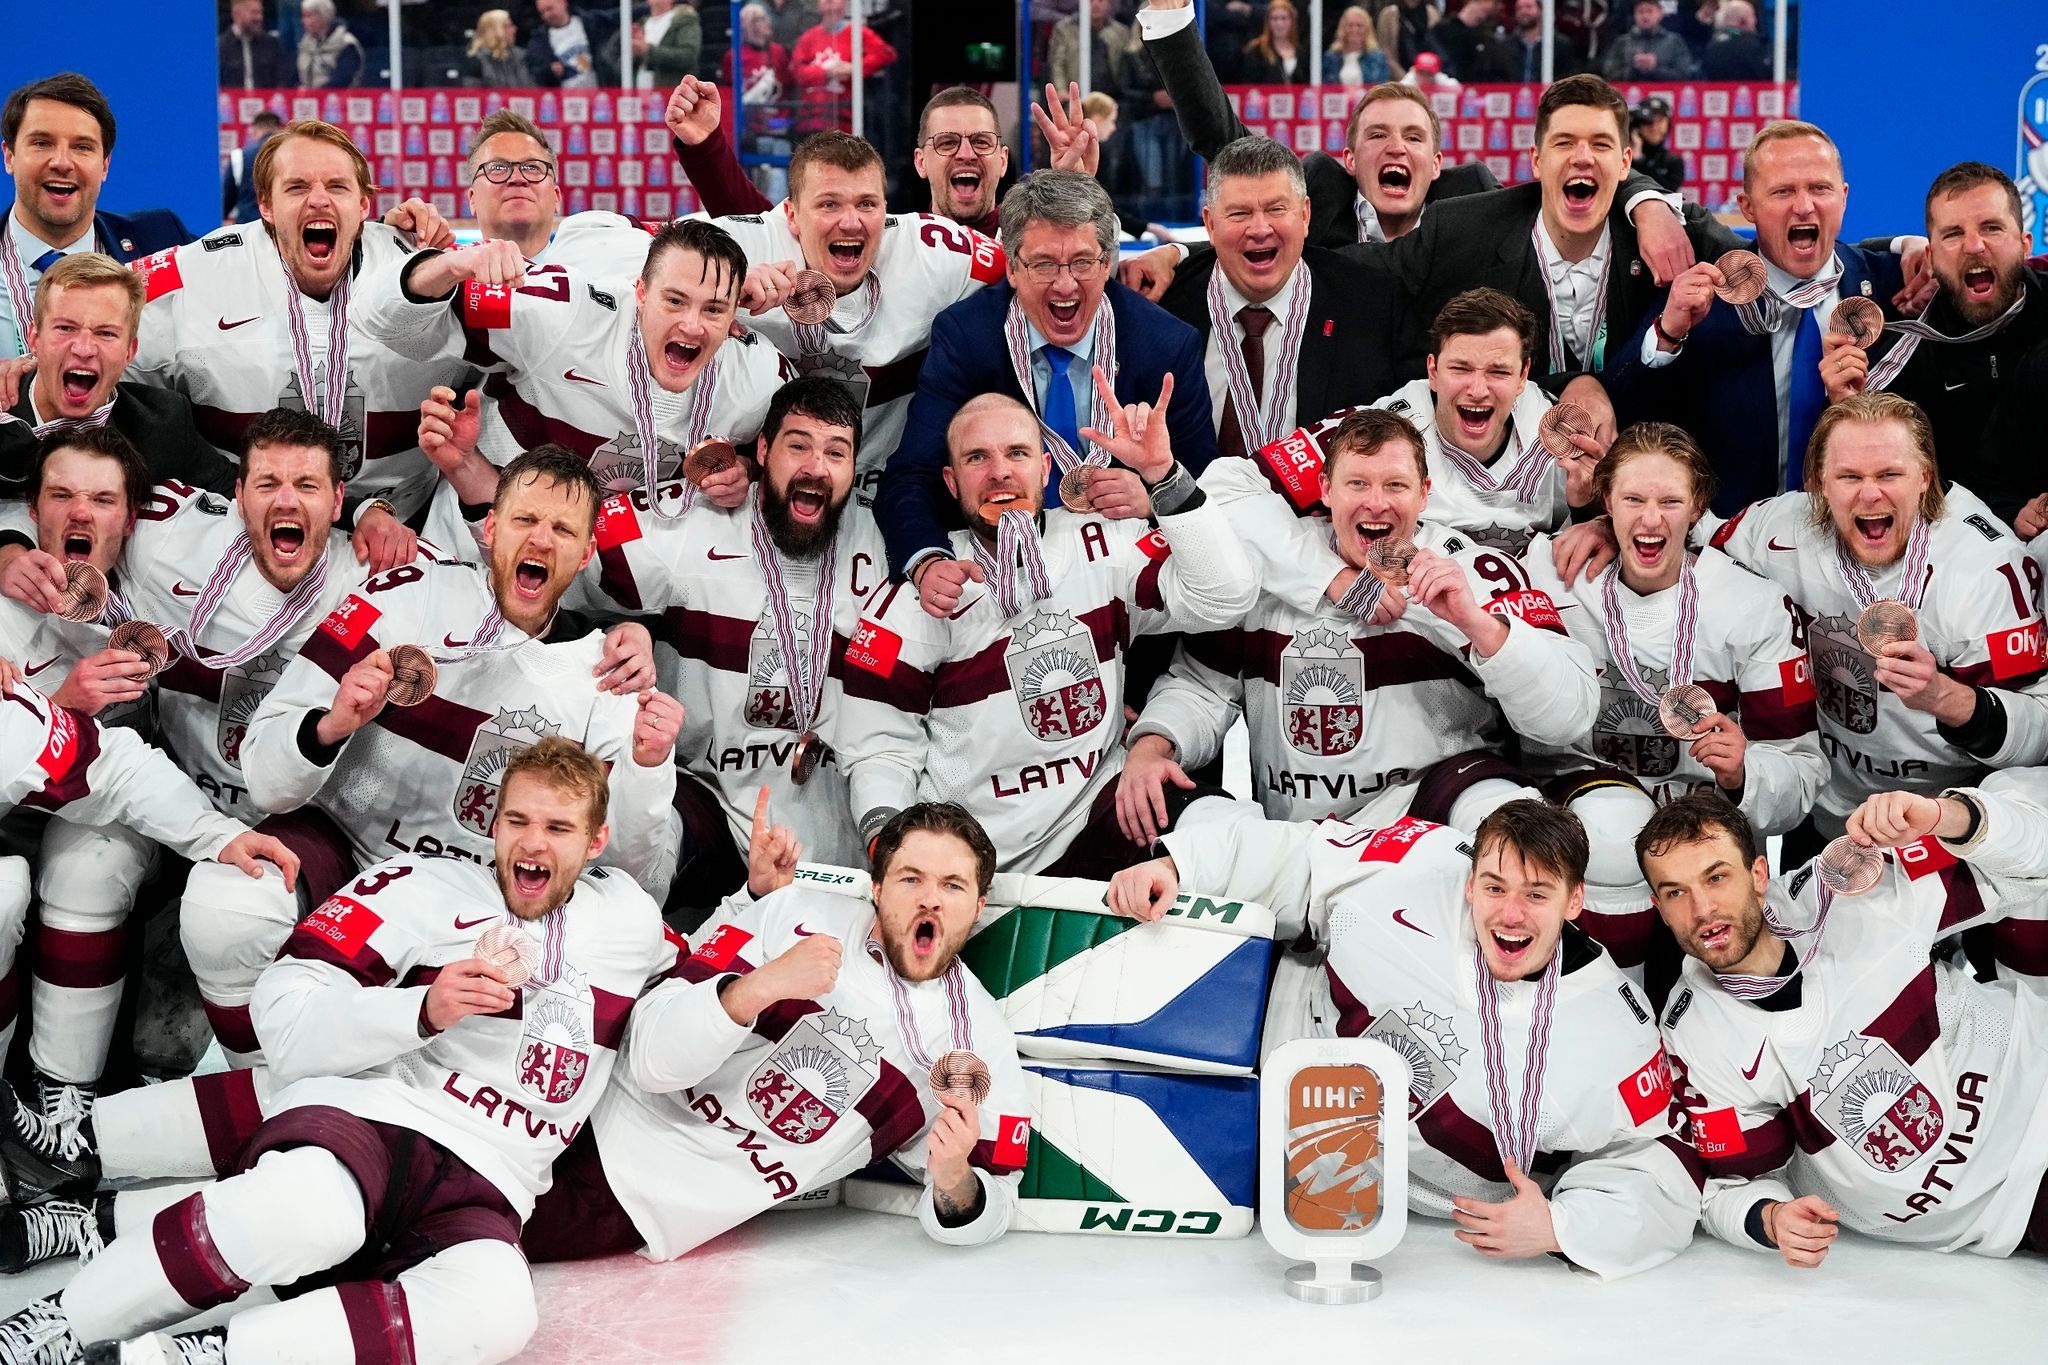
[1640,784,2048,1267]
[1109,797,1702,1277]
[0,737,680,1365]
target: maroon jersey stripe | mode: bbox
[1864,964,1940,1064]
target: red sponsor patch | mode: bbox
[993,1113,1032,1169]
[318,594,382,648]
[1619,1049,1675,1126]
[1484,588,1564,633]
[1689,1105,1747,1159]
[302,894,381,959]
[1254,427,1326,511]
[968,233,1006,284]
[1986,620,2046,680]
[690,924,753,971]
[1895,834,1958,881]
[661,924,690,961]
[1356,815,1435,864]
[1778,654,1815,705]
[133,248,183,301]
[844,618,903,675]
[1136,529,1170,562]
[460,279,514,330]
[33,705,82,786]
[1707,504,1750,550]
[594,495,643,551]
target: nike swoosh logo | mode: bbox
[170,581,200,597]
[793,924,816,936]
[1944,380,1967,392]
[1766,538,1796,552]
[454,914,496,930]
[217,316,259,331]
[1741,1041,1766,1081]
[444,633,471,649]
[706,549,746,561]
[1390,908,1431,936]
[563,368,606,387]
[22,657,60,677]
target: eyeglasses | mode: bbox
[472,159,556,185]
[923,132,1002,157]
[1015,254,1109,282]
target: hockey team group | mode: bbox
[0,38,2042,1365]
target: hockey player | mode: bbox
[359,216,781,518]
[584,376,885,898]
[1118,407,1597,845]
[837,383,1254,876]
[519,799,1036,1263]
[1639,787,2048,1264]
[189,449,676,1068]
[125,119,469,542]
[716,130,1007,504]
[0,737,678,1365]
[1518,422,1824,978]
[1111,797,1702,1278]
[1706,392,2048,845]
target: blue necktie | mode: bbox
[1784,305,1824,492]
[29,249,62,274]
[1040,345,1082,507]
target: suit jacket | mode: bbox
[1158,246,1401,433]
[1145,14,1500,251]
[2,377,237,502]
[84,209,192,265]
[1603,242,1906,515]
[876,280,1217,577]
[1355,179,1745,382]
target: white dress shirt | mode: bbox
[1533,216,1611,367]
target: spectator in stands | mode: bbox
[1665,0,1721,59]
[528,0,621,88]
[791,0,898,135]
[737,2,794,106]
[767,0,819,52]
[1050,0,1130,95]
[1240,0,1311,85]
[1207,0,1264,82]
[464,9,536,88]
[296,0,365,89]
[1701,0,1771,80]
[1378,0,1441,81]
[1326,7,1392,90]
[465,110,561,259]
[1402,50,1462,93]
[219,0,291,91]
[635,0,703,91]
[1431,0,1517,83]
[1602,0,1698,80]
[222,110,282,227]
[1630,97,1684,194]
[1507,0,1586,80]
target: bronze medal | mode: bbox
[473,922,542,988]
[106,619,172,676]
[1058,465,1094,514]
[682,436,740,487]
[1815,836,1884,896]
[1656,683,1716,739]
[782,269,838,326]
[1364,534,1417,588]
[1536,400,1594,460]
[1712,249,1768,306]
[790,729,829,786]
[929,1049,992,1105]
[384,644,439,708]
[1854,599,1918,655]
[55,561,108,625]
[1827,296,1886,350]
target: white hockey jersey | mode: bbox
[0,593,145,735]
[1661,780,2048,1256]
[706,209,1005,503]
[592,884,1030,1260]
[115,479,435,817]
[581,483,890,867]
[1162,800,1701,1279]
[535,210,654,276]
[240,561,678,891]
[128,223,478,518]
[1131,519,1598,824]
[835,501,1257,870]
[1379,378,1568,556]
[352,249,790,495]
[1708,487,2048,826]
[0,682,244,863]
[252,853,679,1217]
[1520,538,1825,834]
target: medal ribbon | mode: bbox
[1206,267,1313,451]
[626,309,722,519]
[1472,940,1560,1172]
[1003,298,1117,477]
[1,400,118,437]
[882,945,974,1072]
[793,270,881,358]
[428,599,538,665]
[1865,293,2027,390]
[279,261,352,429]
[749,507,838,732]
[1530,221,1610,371]
[968,510,1052,617]
[1599,552,1699,706]
[1718,883,1835,1000]
[0,235,35,359]
[171,533,333,671]
[1733,259,1841,336]
[1435,425,1552,503]
[1833,512,1932,617]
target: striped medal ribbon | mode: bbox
[1717,883,1836,1000]
[172,533,333,671]
[968,509,1052,618]
[1205,266,1312,451]
[1003,296,1117,480]
[1435,424,1552,503]
[881,942,975,1074]
[750,506,838,735]
[626,310,721,519]
[279,260,353,429]
[1833,512,1932,618]
[1866,293,2027,390]
[1732,261,1840,336]
[0,236,36,358]
[1599,552,1700,705]
[1472,939,1561,1172]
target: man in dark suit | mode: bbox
[1136,0,1498,249]
[1606,122,1905,515]
[877,171,1215,600]
[1,74,192,356]
[1157,136,1400,457]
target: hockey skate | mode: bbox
[83,1329,223,1365]
[0,1194,111,1275]
[0,1081,98,1203]
[0,1295,79,1365]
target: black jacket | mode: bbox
[2,377,238,501]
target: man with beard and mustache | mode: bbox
[1825,163,2048,531]
[1638,787,2048,1268]
[580,376,886,905]
[667,78,1011,239]
[0,738,680,1365]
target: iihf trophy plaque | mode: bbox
[1260,1038,1410,1303]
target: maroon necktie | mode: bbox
[1218,304,1275,460]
